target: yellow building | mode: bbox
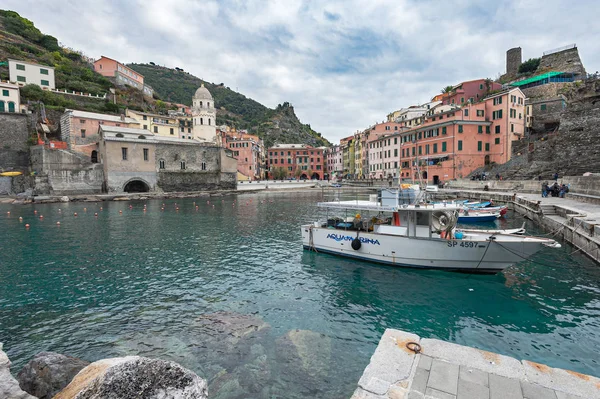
[353,131,363,179]
[126,109,194,140]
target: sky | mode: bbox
[5,0,599,143]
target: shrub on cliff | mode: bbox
[518,58,540,74]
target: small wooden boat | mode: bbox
[458,222,526,236]
[457,209,500,223]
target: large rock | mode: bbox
[0,343,36,399]
[17,352,89,399]
[54,356,207,399]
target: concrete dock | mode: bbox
[352,329,600,399]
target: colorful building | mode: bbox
[0,81,20,113]
[440,79,503,106]
[267,144,324,180]
[93,56,147,93]
[397,87,526,184]
[8,59,55,89]
[325,145,343,179]
[60,109,140,158]
[126,109,185,139]
[220,129,265,180]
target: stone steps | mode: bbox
[540,205,557,215]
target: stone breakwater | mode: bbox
[0,344,207,399]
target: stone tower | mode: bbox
[192,84,216,142]
[506,47,522,76]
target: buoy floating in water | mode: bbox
[94,213,98,217]
[84,208,87,212]
[100,207,103,211]
[56,222,60,226]
[6,211,10,215]
[39,215,43,219]
[74,213,78,217]
[19,217,23,222]
[58,209,62,213]
[25,224,30,229]
[34,210,37,215]
[119,210,123,214]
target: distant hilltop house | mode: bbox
[8,58,55,89]
[93,55,154,97]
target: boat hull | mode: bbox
[457,214,499,222]
[301,226,549,274]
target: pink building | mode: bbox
[60,109,140,160]
[222,130,265,180]
[441,79,503,106]
[94,56,145,91]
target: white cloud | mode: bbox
[4,0,599,143]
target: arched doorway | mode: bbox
[123,180,150,193]
[311,172,320,180]
[484,155,490,165]
[300,173,308,180]
[91,150,98,163]
[422,171,428,180]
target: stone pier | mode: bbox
[352,329,599,399]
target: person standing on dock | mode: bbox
[554,172,559,181]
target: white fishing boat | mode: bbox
[301,190,560,274]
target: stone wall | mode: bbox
[527,96,567,132]
[155,144,237,191]
[521,82,572,99]
[30,146,104,195]
[539,47,586,77]
[157,171,235,192]
[0,174,33,195]
[0,112,30,170]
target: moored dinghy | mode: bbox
[301,189,560,274]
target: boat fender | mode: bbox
[455,231,464,240]
[351,237,362,250]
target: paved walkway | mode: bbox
[352,329,599,399]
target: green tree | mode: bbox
[518,58,540,74]
[441,85,454,94]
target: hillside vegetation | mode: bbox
[0,9,330,148]
[129,63,330,148]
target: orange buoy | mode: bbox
[19,217,23,222]
[143,208,147,212]
[100,207,103,211]
[94,213,98,217]
[176,207,179,211]
[56,221,60,226]
[34,210,38,215]
[39,215,44,219]
[74,212,78,217]
[84,208,87,212]
[25,223,30,229]
[6,211,10,215]
[119,210,123,214]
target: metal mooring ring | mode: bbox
[406,342,422,354]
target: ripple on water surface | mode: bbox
[1,193,599,398]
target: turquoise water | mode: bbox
[1,192,600,398]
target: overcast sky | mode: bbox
[5,0,599,143]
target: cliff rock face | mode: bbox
[17,352,90,399]
[475,79,600,179]
[261,103,326,148]
[54,356,207,399]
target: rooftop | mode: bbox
[67,109,139,125]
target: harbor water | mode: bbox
[1,191,599,398]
